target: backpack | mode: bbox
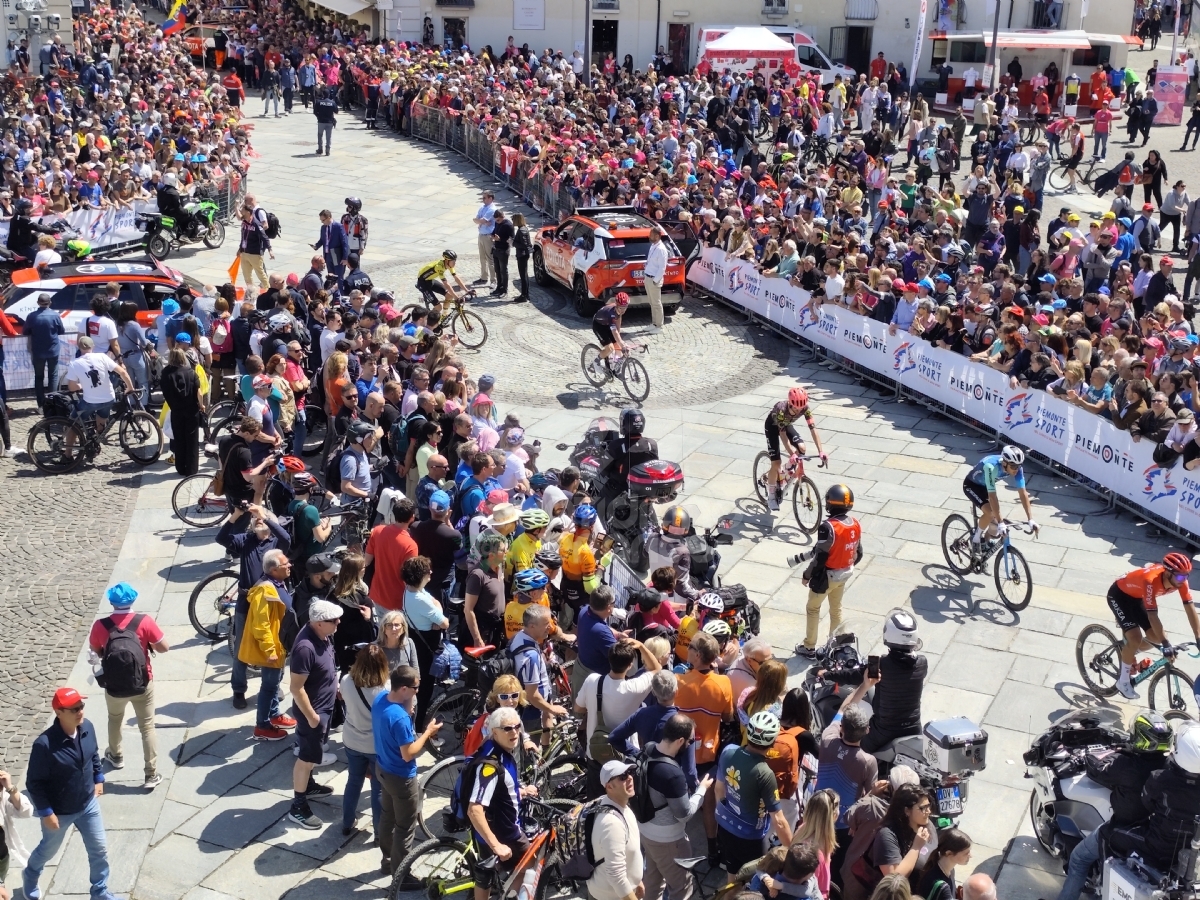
[96,614,149,698]
[259,208,282,239]
[452,475,484,522]
[443,751,500,834]
[588,675,620,764]
[210,317,233,354]
[324,447,351,495]
[279,605,300,654]
[629,747,682,824]
[684,530,713,583]
[554,799,624,880]
[476,642,540,699]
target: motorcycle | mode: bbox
[803,620,987,823]
[558,417,684,573]
[1025,707,1127,867]
[139,194,225,261]
[0,220,96,285]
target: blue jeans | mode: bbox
[23,794,109,899]
[343,746,382,833]
[1093,132,1109,158]
[256,664,283,728]
[33,356,58,410]
[291,407,307,456]
[1056,826,1102,900]
[231,610,249,695]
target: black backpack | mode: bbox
[96,614,149,698]
[324,447,351,495]
[684,530,713,582]
[555,799,624,880]
[443,751,501,834]
[629,746,682,824]
[258,207,282,239]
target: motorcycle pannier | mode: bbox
[923,717,988,774]
[628,460,684,502]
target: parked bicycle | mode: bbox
[751,452,823,534]
[940,514,1036,611]
[1076,629,1197,718]
[580,341,651,402]
[403,287,488,350]
[26,389,163,473]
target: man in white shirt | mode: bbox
[319,308,343,363]
[587,760,644,900]
[472,190,497,287]
[575,639,662,762]
[66,334,134,438]
[78,295,120,358]
[643,226,670,334]
[571,50,584,76]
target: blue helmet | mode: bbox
[514,568,549,594]
[573,504,598,527]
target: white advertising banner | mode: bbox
[0,202,156,250]
[688,247,1194,533]
[512,0,545,30]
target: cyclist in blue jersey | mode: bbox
[963,445,1037,546]
[587,291,630,377]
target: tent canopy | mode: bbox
[942,29,1093,49]
[703,27,796,53]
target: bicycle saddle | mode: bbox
[674,857,708,871]
[464,644,496,659]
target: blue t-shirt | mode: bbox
[402,587,449,632]
[576,607,617,674]
[372,691,418,778]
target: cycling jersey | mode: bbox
[593,305,622,328]
[766,399,814,430]
[966,454,1026,493]
[558,531,597,582]
[1116,564,1194,612]
[417,259,452,282]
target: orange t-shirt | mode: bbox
[326,375,351,415]
[675,668,734,765]
[365,524,418,611]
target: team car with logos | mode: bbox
[532,206,687,317]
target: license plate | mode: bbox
[937,785,962,816]
[631,269,644,279]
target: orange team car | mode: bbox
[532,206,686,316]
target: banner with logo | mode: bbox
[688,246,1193,533]
[0,203,153,251]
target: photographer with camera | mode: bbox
[792,484,862,659]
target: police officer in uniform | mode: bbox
[793,484,862,658]
[342,252,373,294]
[860,609,929,753]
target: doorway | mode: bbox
[442,17,466,49]
[592,19,618,68]
[668,23,690,74]
[845,26,873,78]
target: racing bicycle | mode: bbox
[1076,628,1197,718]
[403,287,488,350]
[207,392,327,457]
[751,452,823,534]
[940,514,1036,611]
[26,389,163,473]
[580,341,651,402]
[1047,156,1103,193]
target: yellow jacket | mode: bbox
[239,580,286,668]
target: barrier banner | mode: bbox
[688,246,1194,534]
[0,203,156,250]
[2,334,78,391]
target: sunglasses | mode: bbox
[1174,573,1190,584]
[498,692,521,702]
[64,704,85,712]
[498,724,522,734]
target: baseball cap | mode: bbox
[52,687,87,710]
[599,759,636,784]
[1005,305,1025,318]
[1039,274,1057,285]
[935,273,952,283]
[106,582,137,608]
[305,552,342,577]
[1143,203,1155,211]
[175,332,192,344]
[429,490,452,512]
[1067,213,1081,222]
[479,374,496,393]
[252,374,272,389]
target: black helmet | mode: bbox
[345,196,362,213]
[619,407,645,437]
[347,420,375,443]
[825,484,854,513]
[15,198,32,215]
[442,249,457,262]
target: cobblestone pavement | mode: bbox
[0,408,141,781]
[10,96,1200,900]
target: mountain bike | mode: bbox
[1076,628,1197,717]
[403,287,488,350]
[1047,156,1102,193]
[940,514,1036,611]
[26,389,163,473]
[580,341,651,402]
[751,452,823,534]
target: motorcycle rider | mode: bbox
[646,505,704,605]
[1139,723,1200,872]
[1050,711,1172,900]
[6,198,57,261]
[600,407,659,505]
[859,609,929,754]
[156,172,197,239]
[341,196,368,257]
[793,485,863,659]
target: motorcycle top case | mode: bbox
[923,717,988,774]
[1103,857,1160,900]
[627,459,684,501]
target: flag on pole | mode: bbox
[162,0,187,36]
[227,255,241,285]
[911,0,929,87]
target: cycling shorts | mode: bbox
[1107,582,1152,634]
[1066,152,1083,171]
[962,476,989,508]
[764,419,802,462]
[416,277,447,297]
[592,322,616,347]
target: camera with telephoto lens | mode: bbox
[786,550,811,568]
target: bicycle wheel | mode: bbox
[994,544,1033,611]
[621,357,651,402]
[1149,666,1196,718]
[541,752,588,801]
[418,755,468,841]
[1019,123,1037,143]
[792,476,822,535]
[303,407,327,457]
[1047,165,1072,191]
[424,687,481,760]
[188,568,239,642]
[751,451,772,504]
[581,344,609,388]
[25,416,85,474]
[452,309,488,350]
[940,513,975,575]
[207,398,240,430]
[390,838,471,900]
[1076,623,1123,698]
[172,473,232,527]
[119,410,164,465]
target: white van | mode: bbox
[695,25,856,86]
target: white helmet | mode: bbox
[162,172,177,187]
[703,618,732,642]
[746,711,782,747]
[1171,723,1200,775]
[1001,445,1025,466]
[698,592,724,613]
[883,608,922,651]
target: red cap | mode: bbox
[285,273,299,287]
[1005,305,1025,317]
[878,200,889,208]
[52,687,87,710]
[900,282,918,293]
